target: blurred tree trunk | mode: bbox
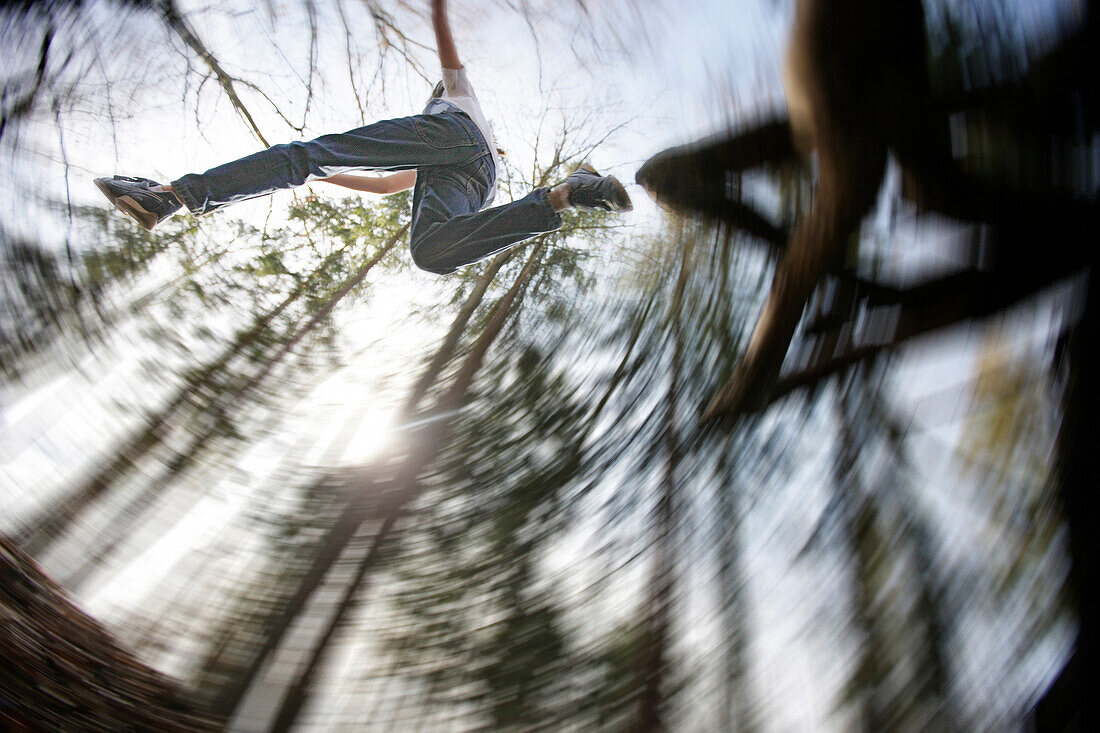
[834,388,887,732]
[267,241,547,733]
[1036,12,1100,729]
[715,450,756,733]
[833,380,958,731]
[1038,267,1099,732]
[403,250,514,412]
[0,16,54,141]
[187,475,346,716]
[200,249,516,722]
[0,535,221,731]
[16,226,403,569]
[635,242,689,731]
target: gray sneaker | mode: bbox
[564,164,632,212]
[94,175,182,231]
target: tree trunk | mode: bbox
[15,235,382,559]
[1036,266,1099,731]
[55,231,405,590]
[266,241,547,733]
[0,535,222,731]
[835,389,885,733]
[636,243,688,731]
[202,244,531,723]
[403,250,514,413]
[716,454,755,733]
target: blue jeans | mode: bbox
[171,101,562,274]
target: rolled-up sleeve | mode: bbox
[442,67,476,99]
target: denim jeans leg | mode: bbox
[171,111,481,215]
[410,161,563,274]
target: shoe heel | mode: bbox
[115,196,157,230]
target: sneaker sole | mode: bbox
[602,175,633,212]
[574,163,634,212]
[95,178,158,231]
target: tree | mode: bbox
[9,1,1089,729]
[3,0,655,728]
[819,380,958,732]
[15,195,409,568]
[265,240,549,732]
[0,209,188,386]
[183,473,348,715]
[231,118,632,727]
[188,246,517,723]
[0,535,222,731]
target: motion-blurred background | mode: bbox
[1,0,1095,730]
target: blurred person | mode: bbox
[94,0,631,274]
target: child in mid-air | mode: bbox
[95,0,631,274]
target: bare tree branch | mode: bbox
[161,0,271,146]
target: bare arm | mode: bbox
[320,171,416,194]
[432,0,461,70]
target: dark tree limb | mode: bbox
[641,0,1097,423]
[656,2,919,421]
[0,21,53,141]
[161,0,270,147]
[767,263,1084,407]
[265,241,548,732]
[701,119,887,421]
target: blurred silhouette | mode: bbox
[638,0,1098,728]
[637,0,1097,420]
